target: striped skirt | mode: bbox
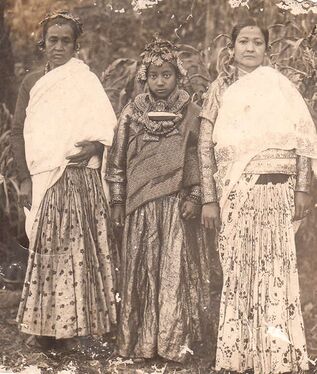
[215,175,309,373]
[17,167,118,339]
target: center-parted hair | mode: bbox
[231,19,269,49]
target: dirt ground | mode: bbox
[0,288,217,374]
[1,216,317,374]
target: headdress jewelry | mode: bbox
[136,38,187,82]
[40,10,83,36]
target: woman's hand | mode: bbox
[201,202,221,230]
[293,191,312,221]
[19,177,32,210]
[112,204,125,228]
[181,200,200,220]
[66,141,103,165]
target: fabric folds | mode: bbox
[117,194,214,362]
[17,167,118,339]
[215,175,309,373]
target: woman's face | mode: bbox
[45,23,75,69]
[147,62,177,100]
[233,26,266,73]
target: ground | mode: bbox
[0,289,216,374]
[0,214,317,374]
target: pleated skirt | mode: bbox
[117,194,213,362]
[17,167,118,339]
[216,176,309,373]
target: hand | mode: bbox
[201,202,221,231]
[181,200,200,220]
[293,191,312,221]
[66,141,102,165]
[112,204,125,228]
[19,177,32,210]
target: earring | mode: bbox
[38,39,45,52]
[228,48,235,62]
[44,62,50,75]
[75,43,81,52]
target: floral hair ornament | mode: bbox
[40,10,83,34]
[136,38,187,82]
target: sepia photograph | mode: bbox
[0,0,317,373]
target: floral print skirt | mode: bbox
[17,167,118,339]
[216,175,309,374]
[117,194,214,362]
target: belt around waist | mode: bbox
[256,174,290,185]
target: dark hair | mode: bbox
[231,19,269,49]
[38,11,83,50]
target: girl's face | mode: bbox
[233,26,266,73]
[147,62,177,100]
[45,23,75,69]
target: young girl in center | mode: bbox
[107,39,212,362]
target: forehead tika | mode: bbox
[237,27,265,41]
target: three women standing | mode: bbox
[199,19,317,373]
[11,11,118,347]
[11,10,317,373]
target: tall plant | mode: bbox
[270,22,317,112]
[0,104,23,243]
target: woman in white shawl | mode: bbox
[11,11,118,349]
[199,19,317,373]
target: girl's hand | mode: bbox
[19,177,32,210]
[112,204,125,228]
[181,200,200,220]
[66,141,103,165]
[293,191,312,221]
[201,202,221,231]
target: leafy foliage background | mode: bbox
[0,0,316,371]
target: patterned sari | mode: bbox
[199,66,317,373]
[17,58,118,338]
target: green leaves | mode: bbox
[0,103,24,239]
[270,22,317,112]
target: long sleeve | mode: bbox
[106,104,132,204]
[182,107,202,203]
[11,79,31,182]
[11,71,42,183]
[295,155,312,193]
[198,77,228,204]
[198,118,218,204]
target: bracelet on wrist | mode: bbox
[109,199,125,207]
[186,194,201,205]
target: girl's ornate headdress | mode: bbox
[136,38,187,82]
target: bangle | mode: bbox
[109,199,125,207]
[186,194,201,205]
[203,201,219,205]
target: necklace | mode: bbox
[131,88,190,140]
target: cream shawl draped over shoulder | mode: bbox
[23,58,117,237]
[212,66,317,209]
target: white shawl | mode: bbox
[23,58,117,237]
[213,66,317,210]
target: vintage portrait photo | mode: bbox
[0,0,317,373]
